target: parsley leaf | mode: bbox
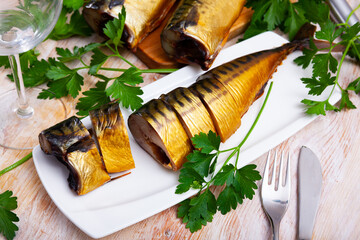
[76,80,111,116]
[0,191,19,240]
[243,0,328,41]
[104,9,126,47]
[49,7,93,40]
[178,189,217,232]
[105,67,143,110]
[63,0,84,10]
[191,131,220,154]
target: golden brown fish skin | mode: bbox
[161,0,245,70]
[66,138,110,195]
[128,99,192,171]
[89,102,135,173]
[161,87,217,140]
[83,0,176,50]
[202,43,299,118]
[189,78,242,142]
[38,116,91,158]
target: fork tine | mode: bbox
[263,151,270,185]
[278,152,284,187]
[286,153,291,187]
[270,151,277,187]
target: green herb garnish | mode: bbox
[243,0,329,41]
[0,191,19,240]
[294,9,360,115]
[176,82,274,232]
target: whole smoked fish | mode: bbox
[129,40,308,170]
[161,0,245,70]
[90,102,135,173]
[83,0,176,50]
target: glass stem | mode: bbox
[8,54,33,118]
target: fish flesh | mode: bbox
[128,99,192,171]
[39,116,110,195]
[160,87,216,140]
[66,138,111,195]
[128,40,306,170]
[161,0,245,70]
[83,0,176,50]
[90,102,135,173]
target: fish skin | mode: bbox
[161,0,246,70]
[128,99,192,171]
[90,102,135,173]
[84,0,176,50]
[203,42,300,118]
[38,116,91,158]
[161,87,217,140]
[189,78,242,142]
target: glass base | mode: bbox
[0,87,67,150]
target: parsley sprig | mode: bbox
[0,191,19,240]
[176,82,274,232]
[48,0,93,40]
[294,8,360,115]
[244,0,329,41]
[39,8,176,116]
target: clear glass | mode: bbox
[0,0,66,150]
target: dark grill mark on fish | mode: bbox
[219,70,227,75]
[224,65,233,71]
[237,55,253,64]
[231,62,239,68]
[180,88,192,103]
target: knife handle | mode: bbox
[328,0,359,25]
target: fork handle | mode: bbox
[272,221,280,240]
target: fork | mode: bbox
[261,151,291,240]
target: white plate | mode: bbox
[33,32,340,238]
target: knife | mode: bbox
[329,0,359,26]
[298,146,323,240]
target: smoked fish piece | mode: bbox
[39,116,110,195]
[66,138,111,195]
[83,0,176,50]
[89,102,135,173]
[189,78,242,142]
[128,99,192,171]
[39,116,91,158]
[160,87,216,140]
[161,0,245,70]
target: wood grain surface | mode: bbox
[1,1,360,239]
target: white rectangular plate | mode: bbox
[33,32,340,239]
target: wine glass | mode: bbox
[0,0,66,150]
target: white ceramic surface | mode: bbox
[33,32,341,239]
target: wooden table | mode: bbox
[1,2,360,239]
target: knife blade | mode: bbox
[298,146,323,240]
